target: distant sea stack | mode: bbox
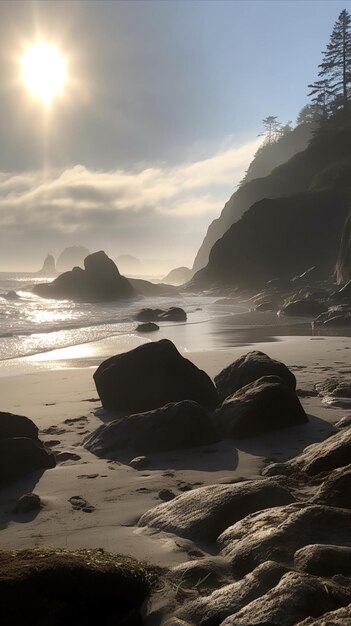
[56,246,90,272]
[35,254,57,276]
[115,255,141,275]
[33,251,135,302]
[336,208,351,284]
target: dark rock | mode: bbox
[296,604,351,626]
[158,307,187,321]
[0,411,39,441]
[14,493,41,514]
[135,308,164,322]
[213,375,307,439]
[158,489,176,502]
[263,426,351,477]
[218,503,351,575]
[176,561,290,625]
[294,544,351,577]
[279,298,327,317]
[220,570,351,626]
[313,464,351,509]
[135,307,187,322]
[0,437,56,484]
[33,251,134,302]
[129,456,150,470]
[138,479,294,543]
[85,401,218,456]
[55,451,81,463]
[93,339,217,412]
[214,350,296,401]
[170,555,233,594]
[136,322,159,333]
[3,290,20,300]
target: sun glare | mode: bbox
[21,42,66,106]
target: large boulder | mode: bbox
[313,464,351,509]
[213,375,307,439]
[214,350,296,401]
[176,561,289,625]
[135,307,187,322]
[33,251,134,302]
[0,438,56,484]
[0,411,38,440]
[294,544,351,577]
[84,401,219,457]
[218,503,351,575]
[220,571,351,626]
[0,411,55,484]
[93,339,218,413]
[138,479,294,543]
[264,426,351,477]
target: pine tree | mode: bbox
[308,9,351,114]
[260,116,281,144]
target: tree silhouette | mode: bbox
[308,9,351,115]
[260,116,282,144]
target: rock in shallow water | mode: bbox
[93,339,218,413]
[85,400,219,456]
[213,375,307,439]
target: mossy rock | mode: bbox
[0,547,157,625]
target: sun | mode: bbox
[21,42,66,106]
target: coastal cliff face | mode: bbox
[192,113,351,289]
[336,209,351,284]
[192,122,314,273]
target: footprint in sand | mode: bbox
[42,425,67,435]
[64,416,88,425]
[69,496,95,513]
[55,451,81,462]
[77,473,99,479]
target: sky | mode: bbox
[0,0,350,272]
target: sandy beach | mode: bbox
[1,333,350,569]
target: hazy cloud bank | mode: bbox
[0,137,259,269]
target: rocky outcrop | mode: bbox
[192,189,350,289]
[35,254,56,276]
[263,425,351,477]
[213,375,307,439]
[214,350,296,401]
[192,121,315,273]
[162,267,193,285]
[294,544,351,577]
[219,571,351,626]
[138,479,294,543]
[94,339,217,413]
[296,604,351,625]
[218,503,351,575]
[84,400,219,457]
[336,207,351,284]
[0,411,55,484]
[56,245,90,272]
[279,298,327,317]
[313,464,351,509]
[33,251,135,302]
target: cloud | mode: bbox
[0,136,260,269]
